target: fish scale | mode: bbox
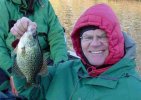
[15,26,44,85]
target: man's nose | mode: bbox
[89,37,101,46]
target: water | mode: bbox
[50,0,141,72]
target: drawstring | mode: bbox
[87,66,110,77]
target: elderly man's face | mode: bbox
[81,29,109,67]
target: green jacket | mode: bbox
[13,33,141,100]
[0,0,68,90]
[13,59,141,100]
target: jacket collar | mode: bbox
[122,32,136,60]
[11,0,37,5]
[77,58,136,88]
[11,0,37,15]
[77,64,118,89]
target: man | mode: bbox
[0,0,68,98]
[13,3,141,100]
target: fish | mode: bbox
[12,26,47,85]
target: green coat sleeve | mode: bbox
[13,76,45,100]
[0,0,13,77]
[46,1,68,64]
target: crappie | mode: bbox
[15,26,43,84]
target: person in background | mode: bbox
[0,0,68,98]
[13,3,141,100]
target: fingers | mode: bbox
[10,17,37,39]
[10,27,21,39]
[28,22,37,31]
[10,17,29,36]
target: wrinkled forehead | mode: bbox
[79,26,99,37]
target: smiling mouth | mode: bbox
[90,51,103,54]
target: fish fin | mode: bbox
[24,82,41,89]
[12,62,25,78]
[11,53,25,78]
[38,58,48,76]
[21,46,26,55]
[11,47,17,58]
[13,47,17,53]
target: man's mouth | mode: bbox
[90,50,103,54]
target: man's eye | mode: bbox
[98,35,106,39]
[85,36,93,40]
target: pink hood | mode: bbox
[71,3,124,66]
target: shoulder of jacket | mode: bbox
[57,59,81,69]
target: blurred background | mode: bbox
[50,0,141,73]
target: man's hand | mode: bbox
[10,17,37,39]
